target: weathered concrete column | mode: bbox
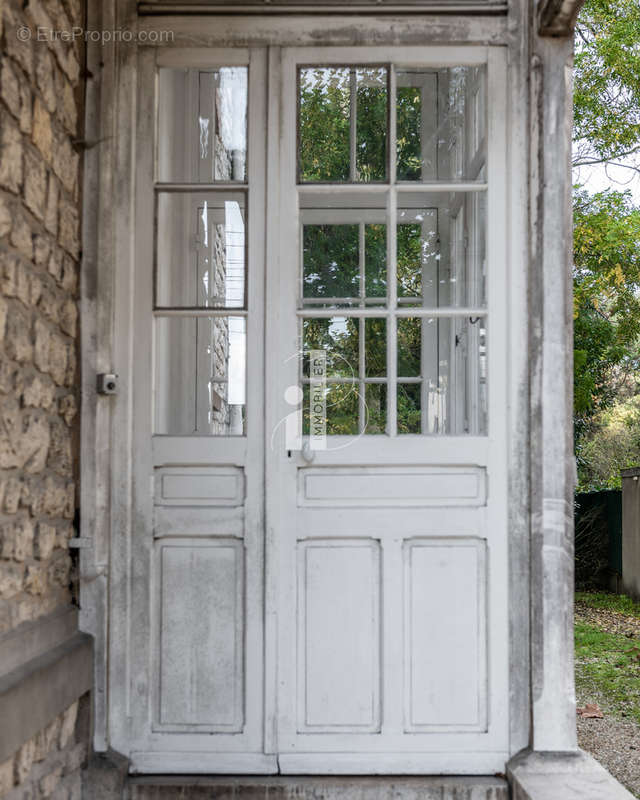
[528,29,578,753]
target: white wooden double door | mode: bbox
[113,43,510,775]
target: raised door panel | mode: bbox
[157,538,244,731]
[297,539,381,733]
[404,538,487,731]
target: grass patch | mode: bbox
[575,620,640,724]
[576,591,640,618]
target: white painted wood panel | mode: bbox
[155,466,245,505]
[298,466,486,506]
[153,506,244,538]
[157,538,244,731]
[404,538,486,731]
[297,540,381,732]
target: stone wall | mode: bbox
[0,0,81,633]
[0,698,88,800]
[0,0,88,797]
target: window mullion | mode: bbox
[359,222,366,433]
[387,64,398,437]
[350,68,358,182]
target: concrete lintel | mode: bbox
[508,750,636,799]
[0,631,93,763]
[0,605,79,676]
[538,0,585,37]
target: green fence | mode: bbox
[574,489,622,588]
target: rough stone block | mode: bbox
[60,256,76,294]
[16,262,32,307]
[0,757,14,794]
[42,476,68,517]
[33,235,50,267]
[1,251,19,296]
[32,99,53,164]
[32,320,51,378]
[56,75,77,136]
[48,550,71,590]
[38,285,60,324]
[5,306,34,364]
[48,332,68,386]
[1,60,22,119]
[4,15,34,79]
[0,398,23,468]
[59,299,76,337]
[34,522,57,560]
[58,195,79,258]
[0,561,24,598]
[23,373,56,410]
[48,418,72,476]
[58,702,78,749]
[58,394,76,426]
[22,411,51,473]
[0,116,23,193]
[10,214,33,259]
[13,518,34,561]
[33,718,61,763]
[51,135,77,196]
[23,150,47,221]
[0,194,12,238]
[35,49,57,113]
[39,764,63,798]
[0,295,7,343]
[44,175,59,236]
[3,476,23,513]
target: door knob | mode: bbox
[301,440,315,463]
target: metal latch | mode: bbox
[97,373,118,395]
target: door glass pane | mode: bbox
[396,192,486,307]
[303,224,359,301]
[302,317,387,435]
[155,315,246,435]
[396,316,487,435]
[298,66,388,183]
[303,317,359,378]
[157,66,248,183]
[303,220,387,306]
[396,66,486,182]
[156,192,246,308]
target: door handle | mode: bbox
[301,440,316,463]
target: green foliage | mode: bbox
[299,68,351,182]
[397,87,422,181]
[576,395,640,489]
[574,0,640,167]
[573,190,640,420]
[573,1,640,483]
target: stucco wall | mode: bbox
[0,0,89,796]
[622,468,640,601]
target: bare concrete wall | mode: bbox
[0,0,90,796]
[622,468,640,601]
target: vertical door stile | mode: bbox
[130,46,157,750]
[245,45,268,753]
[264,43,283,757]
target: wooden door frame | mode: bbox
[80,0,532,768]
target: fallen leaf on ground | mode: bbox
[577,703,605,719]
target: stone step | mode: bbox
[128,776,509,800]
